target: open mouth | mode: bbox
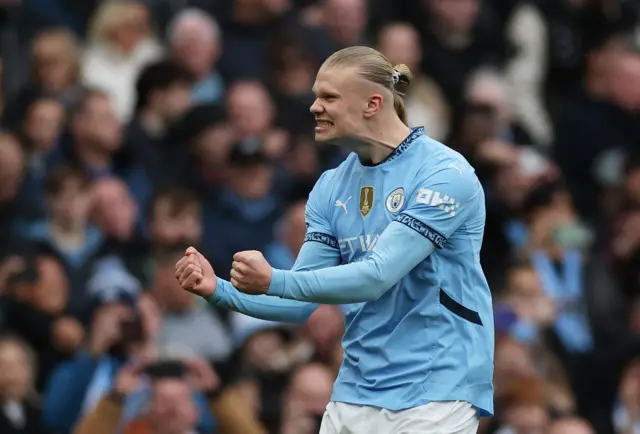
[315,120,333,132]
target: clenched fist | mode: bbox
[230,251,273,295]
[175,247,217,299]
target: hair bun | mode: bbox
[392,64,413,95]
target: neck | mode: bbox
[75,141,110,169]
[358,116,411,165]
[584,72,609,99]
[139,109,166,137]
[50,221,86,246]
[430,21,471,49]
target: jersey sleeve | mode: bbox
[396,163,482,248]
[303,171,339,250]
[210,239,341,322]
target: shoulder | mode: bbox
[412,138,482,201]
[311,155,357,196]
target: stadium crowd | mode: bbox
[0,0,638,433]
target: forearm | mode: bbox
[209,385,268,434]
[267,221,435,304]
[72,394,123,434]
[209,241,340,323]
[209,279,318,323]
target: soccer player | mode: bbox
[175,46,494,433]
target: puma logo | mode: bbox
[335,197,352,214]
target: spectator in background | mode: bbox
[167,8,225,105]
[201,139,285,281]
[0,334,46,434]
[3,252,84,389]
[303,306,344,373]
[82,0,163,121]
[177,103,235,188]
[90,177,149,285]
[301,0,370,63]
[554,34,638,220]
[151,249,232,362]
[548,417,594,434]
[280,363,334,434]
[124,59,193,204]
[495,378,550,434]
[418,0,503,110]
[91,178,139,244]
[12,95,65,223]
[613,358,640,434]
[377,22,450,141]
[216,0,293,81]
[612,156,640,305]
[18,166,104,317]
[464,67,517,143]
[4,28,81,127]
[0,134,25,258]
[74,357,265,434]
[58,89,123,179]
[524,181,627,432]
[267,30,319,132]
[226,80,288,159]
[42,285,154,433]
[148,186,202,253]
[265,200,306,270]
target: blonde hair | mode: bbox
[88,0,150,43]
[323,46,413,125]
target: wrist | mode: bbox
[207,277,224,304]
[267,268,285,297]
[107,389,125,403]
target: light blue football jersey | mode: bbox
[211,127,494,416]
[278,127,494,415]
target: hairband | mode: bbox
[392,69,400,85]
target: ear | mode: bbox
[363,94,383,118]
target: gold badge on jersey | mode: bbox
[359,186,374,217]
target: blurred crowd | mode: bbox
[0,0,638,433]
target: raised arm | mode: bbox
[210,240,338,323]
[256,165,482,304]
[178,172,342,322]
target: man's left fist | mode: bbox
[230,251,273,295]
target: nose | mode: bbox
[310,99,323,115]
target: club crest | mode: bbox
[359,186,374,217]
[386,188,405,213]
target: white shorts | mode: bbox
[319,400,479,434]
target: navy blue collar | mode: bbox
[360,126,425,167]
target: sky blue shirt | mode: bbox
[211,127,494,416]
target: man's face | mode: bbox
[32,257,69,315]
[310,66,372,143]
[504,403,549,433]
[48,177,91,227]
[427,0,479,33]
[74,95,122,151]
[148,378,198,434]
[227,83,274,138]
[152,263,192,313]
[157,83,192,121]
[0,136,25,202]
[0,342,32,401]
[171,22,219,77]
[378,25,421,71]
[151,199,201,246]
[91,179,138,241]
[23,99,65,152]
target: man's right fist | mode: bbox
[175,247,217,299]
